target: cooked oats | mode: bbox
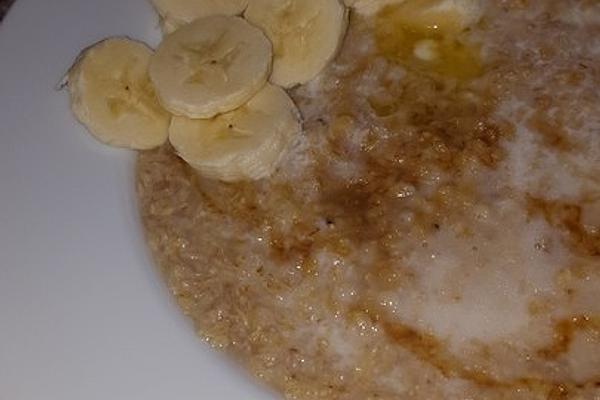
[137,2,600,398]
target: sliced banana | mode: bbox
[149,15,272,119]
[68,38,170,150]
[244,0,348,88]
[169,84,302,182]
[151,0,248,34]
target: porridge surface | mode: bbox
[137,1,600,399]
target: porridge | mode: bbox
[136,1,600,399]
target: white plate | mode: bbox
[0,1,275,399]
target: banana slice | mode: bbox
[244,0,348,88]
[151,0,248,34]
[169,84,302,182]
[149,15,272,119]
[68,38,170,150]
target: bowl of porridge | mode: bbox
[61,0,600,398]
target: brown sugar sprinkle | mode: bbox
[527,196,600,257]
[537,316,600,360]
[381,320,502,386]
[365,289,600,392]
[526,112,576,152]
[298,22,515,256]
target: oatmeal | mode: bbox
[137,1,600,399]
